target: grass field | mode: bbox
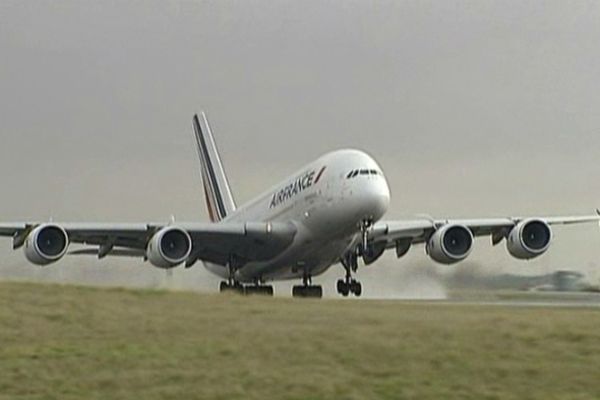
[1,282,600,400]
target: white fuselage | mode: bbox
[203,149,391,282]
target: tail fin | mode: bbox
[192,112,237,222]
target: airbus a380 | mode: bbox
[1,112,598,298]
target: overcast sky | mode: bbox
[1,1,599,294]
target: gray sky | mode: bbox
[1,0,599,294]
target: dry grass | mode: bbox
[1,281,600,400]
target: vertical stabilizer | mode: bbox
[192,112,237,222]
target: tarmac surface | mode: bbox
[438,290,600,308]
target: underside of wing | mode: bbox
[366,213,600,265]
[0,221,297,269]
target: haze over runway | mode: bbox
[1,1,599,294]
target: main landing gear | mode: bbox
[337,261,362,297]
[337,219,371,297]
[219,281,274,296]
[219,280,244,294]
[245,284,274,296]
[219,259,273,296]
[292,273,323,298]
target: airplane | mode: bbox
[1,112,599,298]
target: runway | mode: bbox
[435,290,600,308]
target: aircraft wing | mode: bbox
[0,221,297,267]
[370,213,600,249]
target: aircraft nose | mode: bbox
[370,180,391,220]
[353,178,390,222]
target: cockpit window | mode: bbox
[347,169,380,178]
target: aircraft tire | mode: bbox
[292,285,304,298]
[337,281,350,297]
[336,279,345,294]
[263,286,274,296]
[293,285,322,298]
[220,281,245,294]
[247,285,274,296]
[307,285,323,298]
[352,281,362,297]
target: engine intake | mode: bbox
[507,219,552,259]
[24,224,69,265]
[427,224,473,264]
[146,227,192,269]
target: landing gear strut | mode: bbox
[219,264,243,293]
[359,219,373,256]
[219,255,273,296]
[292,272,323,298]
[337,258,362,297]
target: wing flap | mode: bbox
[69,248,146,258]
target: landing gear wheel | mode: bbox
[338,260,363,297]
[308,285,323,298]
[293,270,322,298]
[336,279,350,297]
[219,281,228,292]
[292,285,323,298]
[262,285,274,296]
[246,285,274,296]
[351,280,362,297]
[219,281,245,294]
[336,279,345,294]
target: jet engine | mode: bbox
[146,227,192,269]
[426,224,473,264]
[506,219,552,259]
[24,224,69,265]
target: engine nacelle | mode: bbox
[507,219,552,260]
[426,224,473,264]
[24,224,69,265]
[146,227,192,269]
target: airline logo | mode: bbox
[270,166,326,209]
